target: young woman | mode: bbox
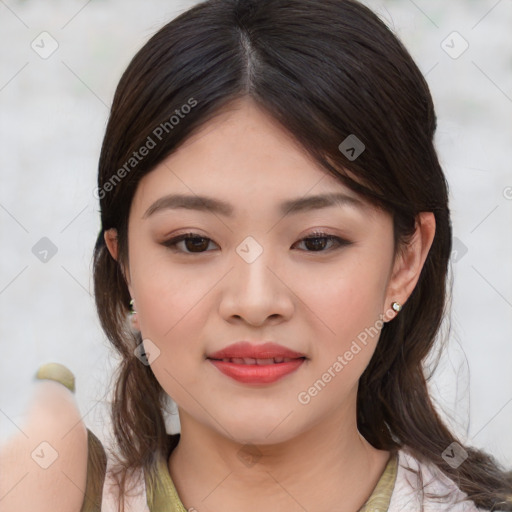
[1,0,510,511]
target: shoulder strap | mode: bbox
[145,434,186,512]
[80,428,108,512]
[34,363,107,511]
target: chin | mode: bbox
[218,414,304,447]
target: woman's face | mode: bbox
[114,99,406,445]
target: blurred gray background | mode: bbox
[0,0,511,468]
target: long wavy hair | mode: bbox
[92,0,512,510]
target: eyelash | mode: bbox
[161,231,352,254]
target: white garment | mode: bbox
[100,446,498,511]
[101,454,150,512]
[389,447,497,512]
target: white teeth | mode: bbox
[219,357,298,365]
[255,358,275,365]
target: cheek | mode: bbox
[129,241,213,337]
[133,263,211,399]
[304,252,387,324]
[129,252,219,400]
[297,255,388,371]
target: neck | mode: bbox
[168,399,391,512]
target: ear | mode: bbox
[104,228,132,290]
[104,229,139,329]
[383,212,436,321]
[104,228,119,261]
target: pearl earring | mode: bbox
[391,301,402,313]
[129,298,138,329]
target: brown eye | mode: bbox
[162,233,217,253]
[302,237,330,251]
[293,233,351,252]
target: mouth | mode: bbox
[207,356,306,384]
[206,341,307,383]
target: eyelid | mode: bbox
[293,231,352,252]
[162,232,218,252]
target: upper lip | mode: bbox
[207,341,306,360]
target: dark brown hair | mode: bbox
[92,0,512,510]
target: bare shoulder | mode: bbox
[0,379,88,512]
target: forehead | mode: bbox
[131,98,379,219]
[168,99,325,181]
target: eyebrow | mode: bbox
[143,192,366,219]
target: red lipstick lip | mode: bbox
[207,341,306,361]
[209,358,305,384]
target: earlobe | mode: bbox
[384,212,436,317]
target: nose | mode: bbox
[218,244,294,327]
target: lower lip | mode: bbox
[208,358,305,384]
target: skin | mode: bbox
[105,98,435,512]
[0,381,88,512]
